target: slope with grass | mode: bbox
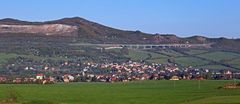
[197,51,240,62]
[174,57,209,67]
[122,49,240,70]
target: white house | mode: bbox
[36,74,44,80]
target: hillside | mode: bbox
[0,17,207,44]
[0,17,239,47]
[0,17,240,77]
[0,17,151,43]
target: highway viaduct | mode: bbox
[69,43,212,50]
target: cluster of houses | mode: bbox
[1,60,240,84]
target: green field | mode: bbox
[0,53,68,62]
[126,50,167,61]
[1,48,240,70]
[0,52,69,68]
[123,49,240,70]
[0,53,17,63]
[156,50,184,57]
[184,49,209,55]
[197,51,240,62]
[0,80,240,104]
[226,58,240,68]
[174,57,209,67]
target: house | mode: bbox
[224,70,233,79]
[13,78,22,83]
[196,76,205,80]
[68,75,75,81]
[170,76,180,80]
[36,74,44,80]
[0,76,7,82]
[49,76,55,82]
[63,74,75,81]
[63,78,70,83]
[63,74,75,83]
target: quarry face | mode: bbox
[0,24,78,36]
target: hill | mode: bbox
[0,17,152,43]
[0,17,240,77]
[0,17,239,46]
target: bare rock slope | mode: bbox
[0,24,78,36]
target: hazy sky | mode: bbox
[0,0,239,38]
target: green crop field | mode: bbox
[1,48,240,70]
[0,80,240,104]
[156,50,184,57]
[174,57,209,67]
[123,49,240,70]
[0,53,17,63]
[126,50,167,61]
[226,58,240,69]
[184,49,209,55]
[0,53,68,62]
[197,51,240,62]
[125,50,151,60]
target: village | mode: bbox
[0,59,239,84]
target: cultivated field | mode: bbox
[125,49,240,70]
[1,48,240,71]
[0,80,240,104]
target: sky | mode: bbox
[0,0,239,38]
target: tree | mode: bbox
[120,46,129,55]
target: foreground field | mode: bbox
[0,80,240,104]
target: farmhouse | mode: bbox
[36,73,44,80]
[13,78,22,83]
[0,76,7,82]
[170,76,180,80]
[224,70,233,79]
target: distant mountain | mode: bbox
[0,17,239,49]
[0,18,37,25]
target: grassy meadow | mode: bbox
[125,49,240,70]
[1,48,240,70]
[0,80,240,104]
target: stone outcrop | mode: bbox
[0,24,78,36]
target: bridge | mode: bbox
[69,43,213,50]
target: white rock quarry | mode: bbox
[0,24,78,36]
